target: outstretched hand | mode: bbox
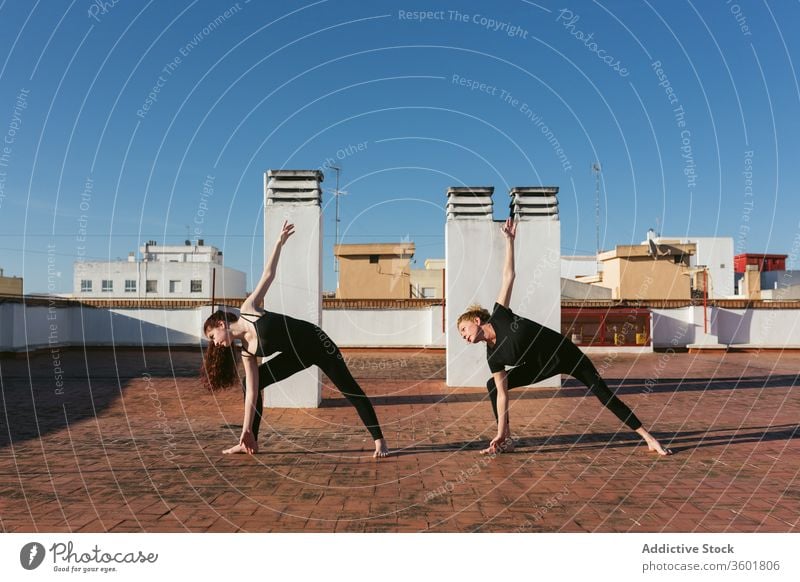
[223,430,258,454]
[278,220,295,245]
[480,431,514,455]
[501,217,517,241]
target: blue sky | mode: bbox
[1,0,798,294]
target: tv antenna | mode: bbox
[326,165,348,288]
[591,162,602,256]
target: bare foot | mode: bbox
[480,437,515,455]
[223,442,258,455]
[373,438,390,458]
[636,428,672,456]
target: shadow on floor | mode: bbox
[318,374,800,409]
[243,424,799,459]
[0,349,202,448]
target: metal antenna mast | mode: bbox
[328,165,346,290]
[591,162,602,255]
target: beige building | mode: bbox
[0,268,22,296]
[741,264,761,300]
[584,242,696,300]
[410,259,445,298]
[334,242,415,299]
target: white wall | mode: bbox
[1,303,203,351]
[760,271,800,299]
[263,200,323,408]
[652,306,800,348]
[5,303,800,353]
[215,266,247,299]
[0,303,442,352]
[11,305,56,351]
[718,308,800,346]
[322,306,445,347]
[0,303,13,347]
[694,237,735,298]
[662,236,734,298]
[561,277,612,300]
[561,256,598,280]
[446,219,501,387]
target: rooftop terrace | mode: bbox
[0,348,798,532]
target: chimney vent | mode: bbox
[265,170,324,206]
[508,186,559,221]
[446,187,494,220]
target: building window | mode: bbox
[101,280,113,292]
[190,279,202,293]
[124,280,136,293]
[169,280,182,293]
[80,280,92,293]
[369,255,379,264]
[146,280,157,293]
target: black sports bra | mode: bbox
[238,311,315,357]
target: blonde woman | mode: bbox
[457,218,671,456]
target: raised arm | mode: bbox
[243,221,294,310]
[495,217,517,308]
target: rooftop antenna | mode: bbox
[326,165,347,291]
[591,162,602,257]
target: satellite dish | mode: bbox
[648,238,671,259]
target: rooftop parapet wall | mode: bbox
[599,243,696,261]
[4,299,800,354]
[7,296,797,310]
[333,243,416,257]
[0,301,446,353]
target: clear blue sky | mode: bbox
[1,0,798,294]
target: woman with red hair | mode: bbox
[202,221,389,458]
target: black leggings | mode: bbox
[243,336,384,441]
[486,346,642,431]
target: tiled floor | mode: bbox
[1,347,798,532]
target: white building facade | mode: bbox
[651,235,735,299]
[561,255,599,280]
[73,241,246,299]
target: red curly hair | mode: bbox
[201,310,241,391]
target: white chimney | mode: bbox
[263,169,324,408]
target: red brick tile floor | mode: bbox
[0,347,797,532]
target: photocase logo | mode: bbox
[20,542,46,570]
